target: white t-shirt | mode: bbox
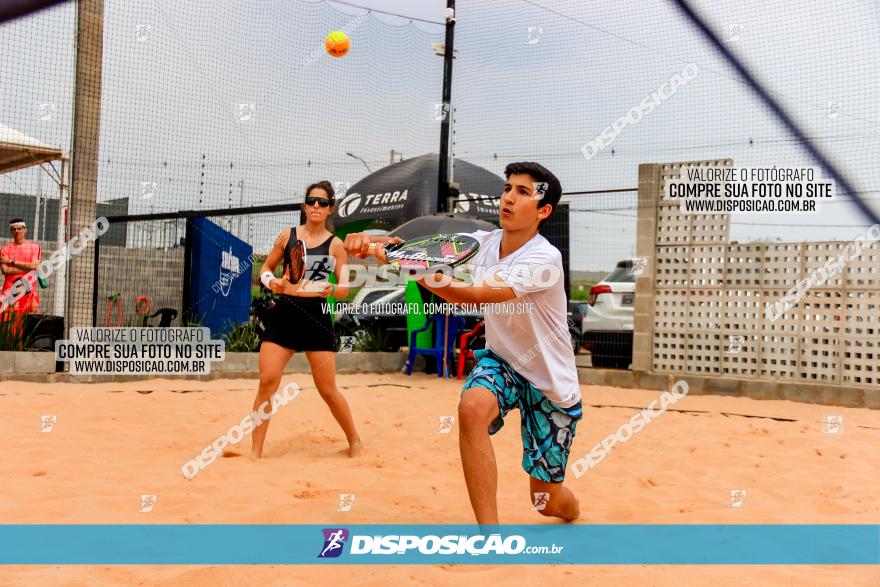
[461,229,581,408]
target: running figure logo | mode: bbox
[39,415,56,432]
[825,101,843,119]
[318,528,349,558]
[337,493,356,512]
[823,415,843,434]
[338,336,356,353]
[136,24,152,41]
[437,416,455,434]
[526,26,543,44]
[333,181,351,198]
[140,181,156,199]
[726,23,744,42]
[531,182,548,200]
[726,335,745,354]
[139,494,157,513]
[238,103,255,122]
[38,102,56,121]
[729,489,746,508]
[532,492,550,511]
[307,257,335,282]
[300,256,336,293]
[630,257,648,276]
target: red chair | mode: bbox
[457,320,485,379]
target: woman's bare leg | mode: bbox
[250,341,294,459]
[306,351,362,456]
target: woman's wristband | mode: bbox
[260,271,274,288]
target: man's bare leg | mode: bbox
[529,476,580,522]
[458,387,502,525]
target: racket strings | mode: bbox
[386,234,478,266]
[287,240,306,283]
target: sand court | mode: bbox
[1,374,879,584]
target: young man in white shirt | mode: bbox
[345,162,582,524]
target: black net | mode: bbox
[452,0,880,369]
[454,0,878,241]
[3,0,878,375]
[97,1,444,222]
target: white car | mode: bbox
[582,260,635,369]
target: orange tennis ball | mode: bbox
[324,31,350,58]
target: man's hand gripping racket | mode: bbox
[354,234,480,273]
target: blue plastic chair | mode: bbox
[407,314,466,377]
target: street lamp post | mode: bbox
[346,152,373,174]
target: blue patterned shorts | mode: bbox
[462,348,583,483]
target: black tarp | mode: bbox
[332,154,503,235]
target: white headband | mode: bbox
[10,222,26,229]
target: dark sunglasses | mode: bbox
[305,196,332,208]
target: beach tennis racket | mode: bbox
[285,239,307,283]
[371,233,480,270]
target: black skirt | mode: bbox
[261,298,337,352]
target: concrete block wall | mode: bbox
[635,160,880,391]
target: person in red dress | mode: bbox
[1,218,43,346]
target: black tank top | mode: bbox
[280,227,335,303]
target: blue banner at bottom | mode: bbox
[1,525,877,565]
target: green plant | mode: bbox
[570,289,590,301]
[352,327,392,352]
[0,313,40,351]
[224,321,261,352]
[571,280,598,301]
[182,315,206,328]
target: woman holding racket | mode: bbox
[250,180,363,458]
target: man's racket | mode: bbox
[285,239,307,283]
[371,234,480,271]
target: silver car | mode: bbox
[582,260,635,368]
